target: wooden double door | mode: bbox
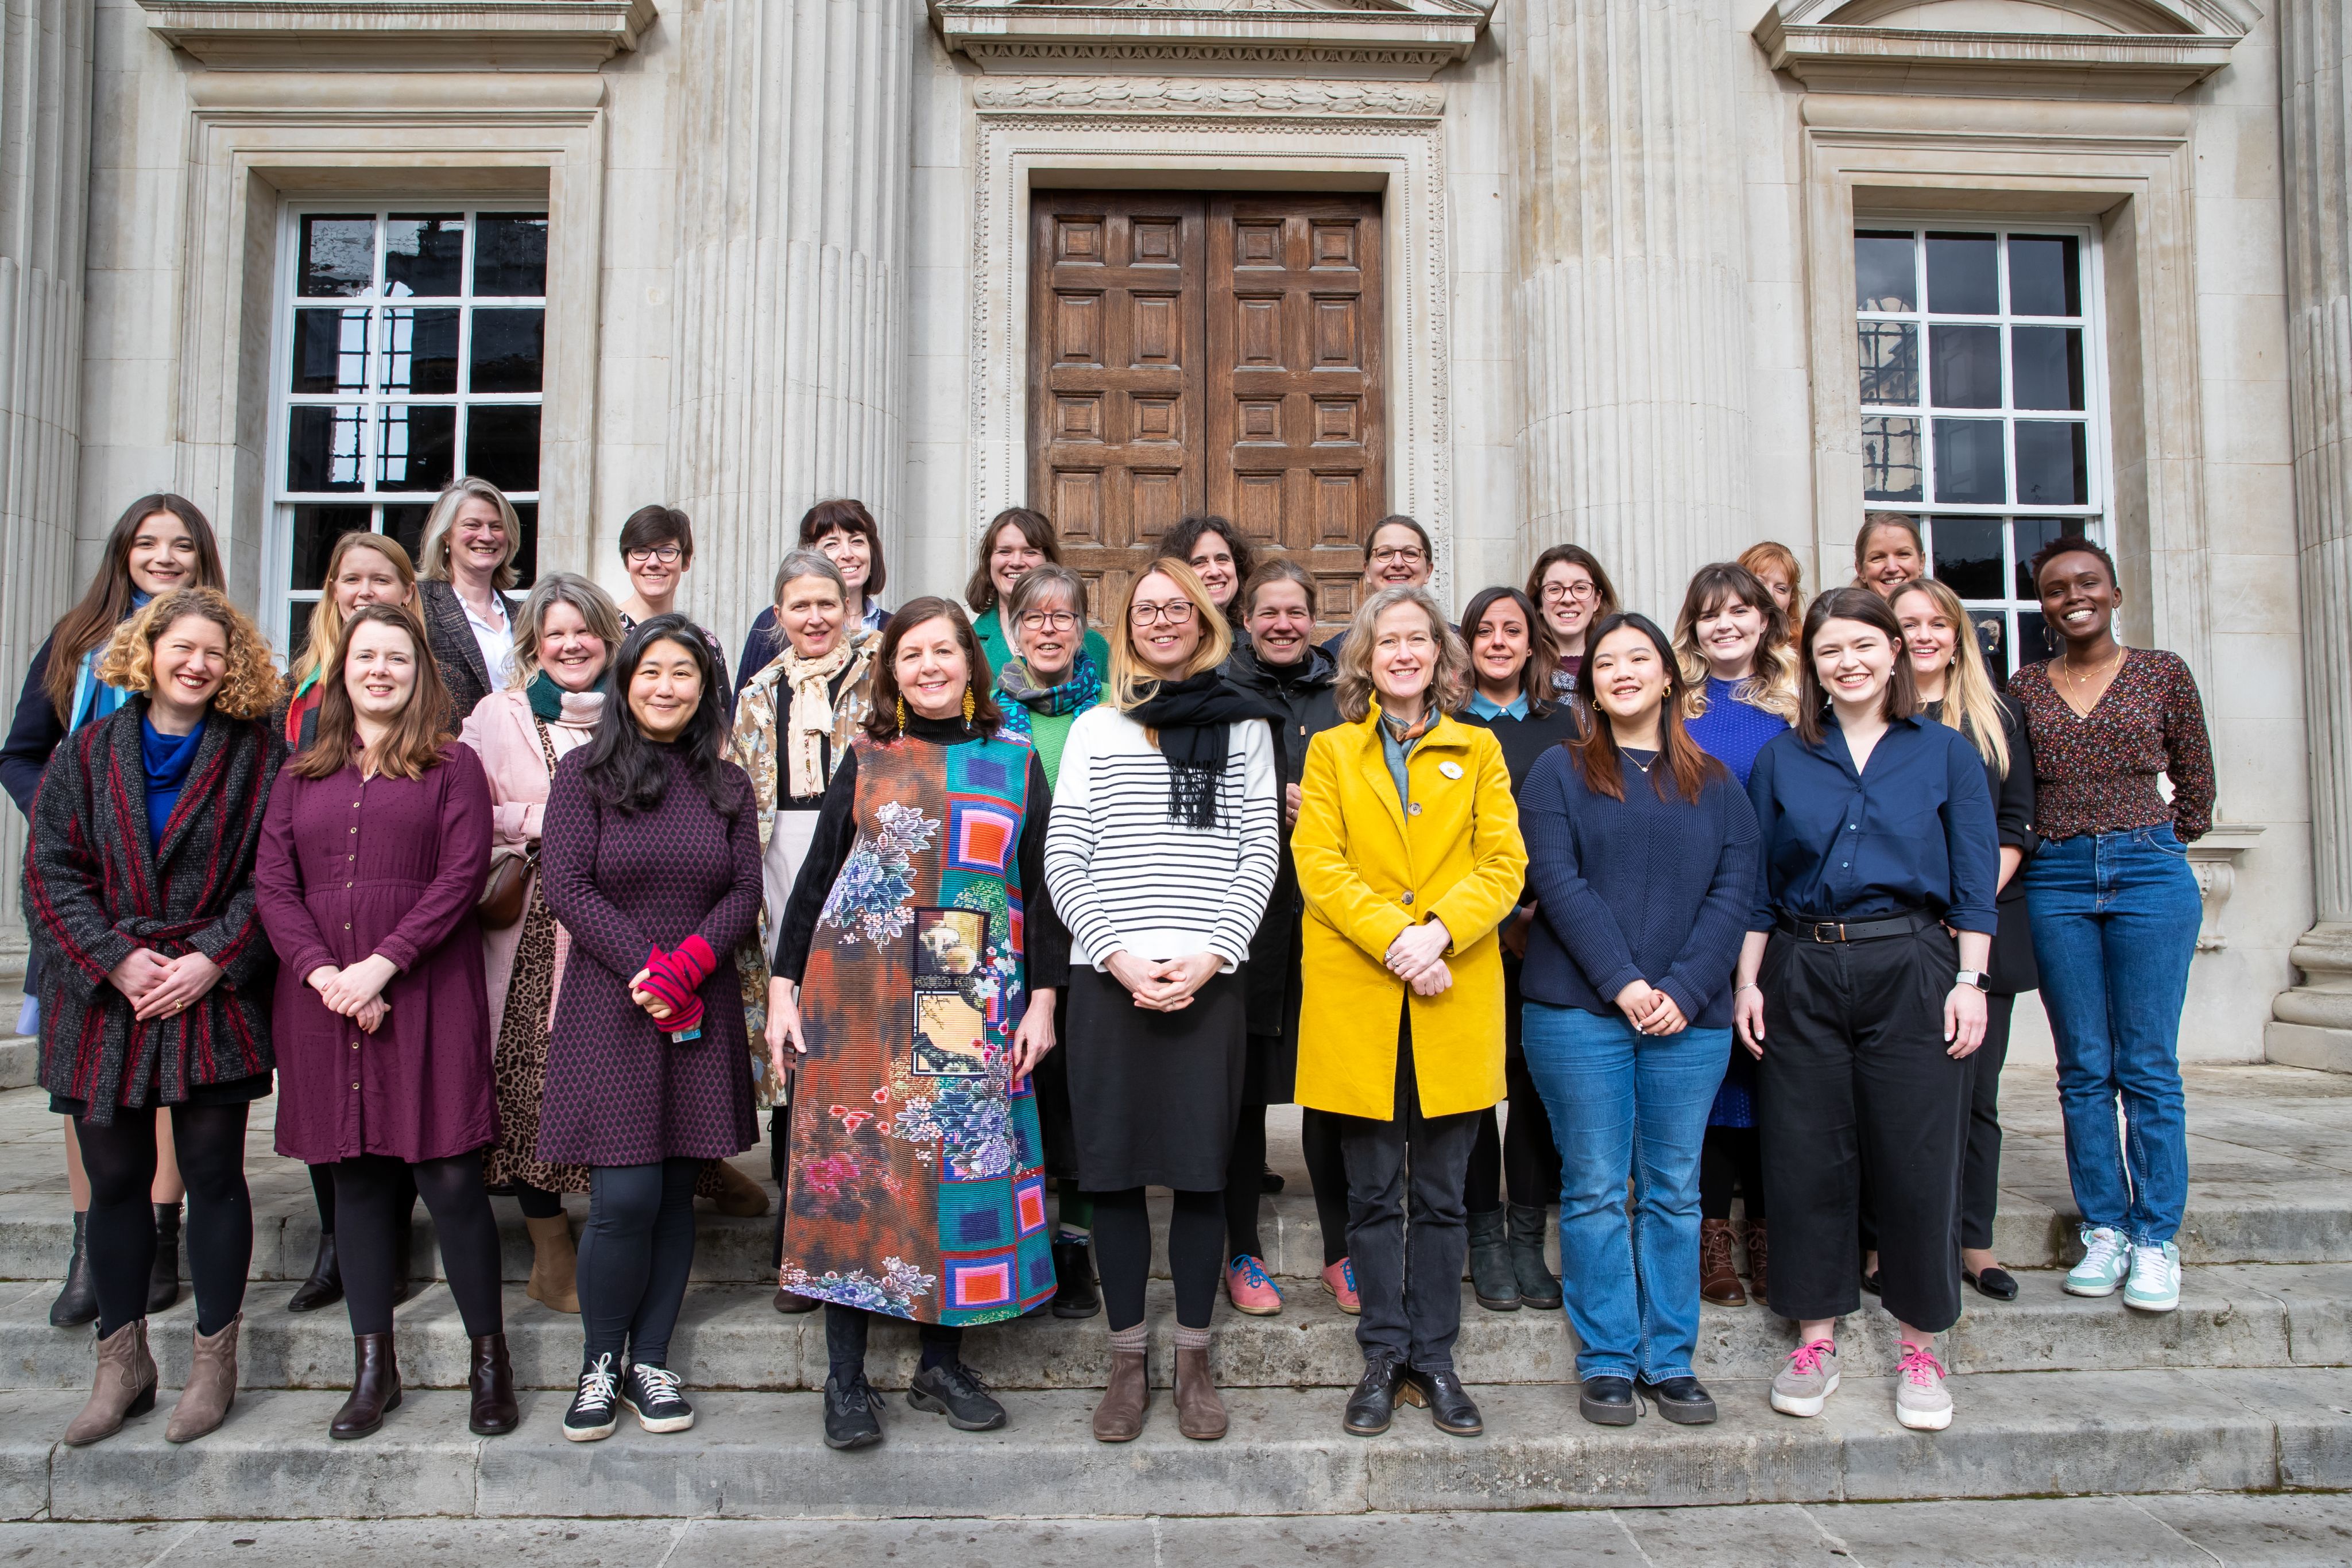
[1029,191,1386,627]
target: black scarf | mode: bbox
[1129,672,1281,829]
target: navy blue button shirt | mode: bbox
[1746,714,1999,935]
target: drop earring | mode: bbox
[896,696,908,733]
[962,686,977,727]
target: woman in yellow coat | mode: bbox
[1293,583,1526,1442]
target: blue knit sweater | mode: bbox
[1683,676,1789,788]
[1519,744,1761,1029]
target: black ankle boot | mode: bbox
[1506,1203,1562,1310]
[49,1212,98,1327]
[288,1230,343,1313]
[146,1203,181,1314]
[1050,1236,1100,1319]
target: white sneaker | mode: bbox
[2064,1226,2131,1297]
[2123,1240,2181,1313]
[1893,1342,1952,1431]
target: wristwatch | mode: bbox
[1955,969,1987,990]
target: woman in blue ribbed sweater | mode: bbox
[1519,613,1758,1430]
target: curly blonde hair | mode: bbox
[95,587,282,720]
[1333,584,1468,724]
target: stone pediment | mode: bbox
[136,0,658,69]
[1754,0,2250,99]
[930,0,1492,79]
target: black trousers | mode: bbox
[1465,967,1561,1211]
[1699,1127,1767,1222]
[1296,1109,1355,1268]
[335,1152,504,1338]
[1337,1013,1480,1372]
[1960,992,2018,1252]
[578,1158,700,1367]
[1757,924,1969,1335]
[79,1104,252,1338]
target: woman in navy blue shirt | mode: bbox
[1519,613,1757,1429]
[1733,586,1996,1435]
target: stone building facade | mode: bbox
[1,0,2347,1067]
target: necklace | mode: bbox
[1624,747,1657,776]
[2060,644,2124,693]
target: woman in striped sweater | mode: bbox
[1045,557,1280,1445]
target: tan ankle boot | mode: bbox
[167,1313,240,1443]
[707,1159,770,1218]
[1173,1344,1227,1441]
[63,1319,157,1446]
[525,1214,581,1313]
[1092,1346,1149,1442]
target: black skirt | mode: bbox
[52,1069,274,1120]
[1065,965,1247,1193]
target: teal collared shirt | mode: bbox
[1377,711,1425,812]
[1465,689,1529,721]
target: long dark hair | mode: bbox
[45,494,225,723]
[1795,587,1919,745]
[1570,613,1724,806]
[581,613,740,817]
[292,604,454,782]
[1162,514,1257,627]
[862,598,1006,742]
[1459,585,1559,716]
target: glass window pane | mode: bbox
[288,598,320,665]
[379,404,456,492]
[1932,417,2006,504]
[2012,517,2092,599]
[1929,514,2005,599]
[297,216,375,298]
[1855,231,1917,312]
[1862,415,1923,502]
[290,505,374,591]
[508,501,540,590]
[1929,323,2002,409]
[474,214,549,297]
[382,503,433,565]
[1858,320,1917,406]
[1969,610,2011,683]
[2018,609,2060,667]
[2011,326,2084,411]
[1925,233,1999,315]
[466,405,541,494]
[2008,235,2081,317]
[2015,420,2089,505]
[287,404,365,492]
[384,215,466,298]
[469,309,546,394]
[379,307,459,394]
[290,308,369,393]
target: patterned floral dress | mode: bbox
[775,722,1066,1325]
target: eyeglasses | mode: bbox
[1370,546,1427,566]
[627,545,684,566]
[1542,580,1599,603]
[1129,599,1196,628]
[1019,610,1081,632]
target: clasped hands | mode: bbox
[110,946,226,1024]
[304,954,397,1035]
[1614,978,1688,1036]
[1105,950,1221,1013]
[1386,918,1452,997]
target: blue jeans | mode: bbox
[1522,1002,1731,1383]
[2025,825,2202,1247]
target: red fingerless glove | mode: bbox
[639,944,707,1036]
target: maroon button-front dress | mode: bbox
[254,743,498,1163]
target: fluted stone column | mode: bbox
[0,0,92,975]
[2275,0,2352,1068]
[1507,0,1753,615]
[667,0,911,642]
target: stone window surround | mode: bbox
[964,82,1454,597]
[168,71,604,609]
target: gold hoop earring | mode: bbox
[895,696,908,733]
[961,686,977,726]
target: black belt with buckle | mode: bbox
[1776,911,1934,944]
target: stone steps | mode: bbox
[3,1368,2346,1522]
[0,1038,32,1093]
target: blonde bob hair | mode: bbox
[1107,557,1232,713]
[1333,584,1469,725]
[511,572,626,687]
[418,475,523,590]
[1890,575,2012,777]
[96,587,283,721]
[290,532,418,691]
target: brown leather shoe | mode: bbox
[469,1333,520,1435]
[1700,1219,1747,1306]
[330,1332,403,1439]
[1092,1346,1149,1442]
[1173,1344,1227,1441]
[707,1159,771,1218]
[166,1314,239,1443]
[1746,1219,1771,1307]
[524,1214,580,1314]
[63,1319,157,1447]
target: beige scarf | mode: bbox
[783,638,856,800]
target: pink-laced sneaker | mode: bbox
[1322,1257,1360,1315]
[1226,1255,1284,1315]
[1769,1337,1840,1418]
[1894,1341,1952,1431]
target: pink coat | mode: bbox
[458,686,602,1029]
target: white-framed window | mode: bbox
[269,206,548,655]
[1854,222,2107,677]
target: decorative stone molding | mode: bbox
[932,0,1488,79]
[2184,822,2264,953]
[1753,0,2248,100]
[969,78,1444,118]
[137,0,658,69]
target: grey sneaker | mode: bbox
[1769,1338,1840,1418]
[1894,1342,1952,1431]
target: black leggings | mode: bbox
[1298,1108,1353,1267]
[335,1152,504,1338]
[1700,1126,1768,1222]
[79,1104,252,1338]
[309,1160,432,1229]
[1091,1186,1221,1332]
[823,1303,962,1383]
[578,1159,699,1368]
[1223,1102,1270,1263]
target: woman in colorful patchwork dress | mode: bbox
[729,550,880,1314]
[767,599,1067,1451]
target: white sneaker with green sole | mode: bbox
[2123,1239,2181,1313]
[2064,1226,2130,1298]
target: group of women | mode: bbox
[6,485,2213,1450]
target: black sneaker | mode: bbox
[1050,1237,1100,1319]
[908,1360,1008,1431]
[823,1372,884,1450]
[563,1353,621,1443]
[622,1362,695,1433]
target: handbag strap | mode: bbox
[526,716,561,864]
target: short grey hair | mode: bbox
[1332,583,1469,723]
[1008,562,1088,624]
[772,549,846,606]
[511,571,625,686]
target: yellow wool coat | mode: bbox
[1291,708,1527,1121]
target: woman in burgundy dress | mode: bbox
[255,604,516,1442]
[537,614,763,1443]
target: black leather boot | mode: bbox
[330,1333,403,1439]
[1467,1207,1518,1311]
[49,1211,98,1327]
[146,1203,181,1314]
[1506,1202,1562,1310]
[288,1230,343,1313]
[1050,1236,1100,1319]
[468,1334,520,1435]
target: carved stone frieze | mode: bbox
[970,76,1445,118]
[932,0,1488,78]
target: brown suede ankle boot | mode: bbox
[524,1214,580,1313]
[1092,1346,1149,1442]
[1700,1219,1747,1306]
[166,1313,240,1443]
[1173,1344,1227,1441]
[63,1319,157,1446]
